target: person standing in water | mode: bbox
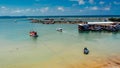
[83,47,89,55]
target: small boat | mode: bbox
[83,47,89,55]
[29,31,38,37]
[56,28,63,32]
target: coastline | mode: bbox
[28,17,120,24]
[29,18,105,24]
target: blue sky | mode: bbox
[0,0,120,16]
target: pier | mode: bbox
[78,22,120,32]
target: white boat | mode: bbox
[56,28,63,32]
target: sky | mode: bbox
[0,0,120,16]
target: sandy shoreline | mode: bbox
[66,56,120,68]
[4,54,120,68]
[0,40,120,68]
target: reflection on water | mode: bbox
[31,36,38,42]
[78,31,120,40]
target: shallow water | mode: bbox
[0,18,120,68]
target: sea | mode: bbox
[0,15,120,68]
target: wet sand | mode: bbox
[66,56,120,68]
[3,51,120,68]
[0,40,120,68]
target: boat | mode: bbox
[84,47,89,55]
[56,28,63,32]
[29,31,38,37]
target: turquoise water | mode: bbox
[0,18,120,68]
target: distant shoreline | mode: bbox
[0,15,120,19]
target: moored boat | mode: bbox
[56,28,63,32]
[29,31,38,37]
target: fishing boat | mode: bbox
[56,28,63,32]
[29,31,38,37]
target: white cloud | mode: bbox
[113,1,120,5]
[70,0,96,5]
[85,6,89,9]
[85,6,111,11]
[25,8,31,12]
[103,7,110,11]
[12,9,24,13]
[57,7,64,12]
[89,0,94,4]
[72,4,77,7]
[0,6,9,11]
[79,9,83,12]
[88,6,110,11]
[1,6,6,9]
[14,10,21,13]
[35,8,39,11]
[40,7,49,13]
[99,1,104,4]
[12,8,35,13]
[78,0,85,5]
[91,6,98,10]
[70,0,85,5]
